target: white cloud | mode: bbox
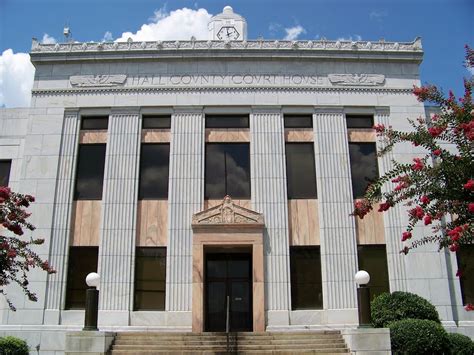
[0,49,35,108]
[102,31,113,42]
[115,7,212,42]
[370,10,388,21]
[467,66,474,76]
[284,25,306,41]
[41,33,57,44]
[337,35,362,41]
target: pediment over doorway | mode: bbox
[192,196,264,230]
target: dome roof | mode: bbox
[210,6,246,22]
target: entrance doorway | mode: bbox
[205,252,253,332]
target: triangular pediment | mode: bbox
[192,196,264,230]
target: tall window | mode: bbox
[0,160,12,186]
[65,247,98,309]
[284,114,312,128]
[348,143,379,199]
[134,247,166,310]
[357,245,390,299]
[346,114,373,129]
[285,143,317,199]
[205,115,249,128]
[205,143,250,199]
[74,144,106,200]
[457,245,474,305]
[142,115,171,129]
[81,116,108,130]
[290,247,323,309]
[138,144,170,199]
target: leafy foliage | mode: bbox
[447,333,474,355]
[0,186,55,310]
[352,46,474,311]
[371,291,440,328]
[388,318,450,355]
[0,336,29,355]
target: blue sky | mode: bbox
[0,0,473,107]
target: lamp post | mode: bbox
[83,272,100,331]
[355,270,372,327]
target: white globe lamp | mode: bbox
[85,272,100,288]
[355,270,370,286]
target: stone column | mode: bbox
[166,108,204,327]
[250,108,291,326]
[314,107,358,323]
[44,110,80,324]
[375,107,408,292]
[98,109,141,326]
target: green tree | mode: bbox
[0,186,55,310]
[352,46,473,310]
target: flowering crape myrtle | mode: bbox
[0,186,55,310]
[352,46,473,311]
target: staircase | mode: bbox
[109,331,350,354]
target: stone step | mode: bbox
[115,334,343,341]
[116,331,341,337]
[110,350,350,354]
[114,336,343,343]
[111,343,348,351]
[114,339,346,346]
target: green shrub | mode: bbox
[389,319,449,355]
[448,333,474,355]
[371,291,440,327]
[0,336,29,355]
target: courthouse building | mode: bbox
[0,5,473,350]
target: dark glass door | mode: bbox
[205,253,252,332]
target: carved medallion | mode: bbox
[70,74,127,87]
[328,74,385,86]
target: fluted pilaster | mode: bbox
[45,111,80,317]
[375,107,408,292]
[98,110,140,311]
[314,108,358,309]
[250,110,290,311]
[166,110,204,312]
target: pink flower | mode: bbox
[402,231,412,241]
[412,158,424,171]
[0,186,11,199]
[378,202,391,212]
[464,179,474,191]
[420,195,430,205]
[433,149,442,156]
[373,124,385,133]
[469,203,474,213]
[424,215,432,225]
[449,243,460,252]
[456,269,462,277]
[409,206,424,220]
[7,249,16,258]
[428,126,445,137]
[465,304,474,311]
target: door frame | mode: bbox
[192,235,264,333]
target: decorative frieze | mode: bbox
[328,74,385,86]
[70,74,126,87]
[31,37,422,54]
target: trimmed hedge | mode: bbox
[0,336,29,355]
[389,318,449,355]
[371,291,440,328]
[448,333,474,355]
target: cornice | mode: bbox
[29,37,423,63]
[31,85,413,97]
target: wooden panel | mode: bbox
[141,130,171,143]
[355,203,385,244]
[136,200,168,246]
[288,199,320,245]
[285,129,314,142]
[347,129,376,142]
[71,200,101,246]
[204,199,251,210]
[205,129,250,142]
[79,131,107,144]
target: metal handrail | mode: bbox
[226,295,230,352]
